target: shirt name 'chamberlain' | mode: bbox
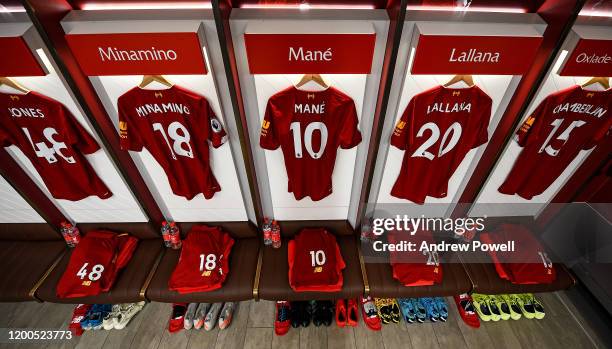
[98,47,178,62]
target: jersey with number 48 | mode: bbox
[168,225,234,294]
[260,86,362,201]
[56,231,138,298]
[118,86,227,200]
[499,86,611,200]
[0,92,111,201]
[288,228,345,292]
[391,86,492,204]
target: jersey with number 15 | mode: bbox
[118,86,227,200]
[499,85,611,200]
[260,86,362,201]
[0,92,111,201]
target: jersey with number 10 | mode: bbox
[391,86,492,204]
[260,86,362,201]
[499,86,611,199]
[0,92,111,201]
[118,86,227,200]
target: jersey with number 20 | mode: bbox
[118,86,227,200]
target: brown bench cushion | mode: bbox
[365,259,472,298]
[36,239,163,303]
[462,261,575,294]
[146,237,259,302]
[259,235,364,301]
[0,241,66,301]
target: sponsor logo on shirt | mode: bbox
[314,266,323,273]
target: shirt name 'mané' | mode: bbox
[553,102,607,118]
[294,103,326,114]
[7,107,45,118]
[289,47,332,62]
[427,102,471,114]
[135,103,191,117]
[99,47,178,62]
[449,48,500,63]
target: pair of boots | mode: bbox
[335,299,359,327]
[289,300,334,328]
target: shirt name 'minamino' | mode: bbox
[289,47,332,62]
[427,102,471,115]
[575,52,611,64]
[98,47,178,62]
[7,107,45,118]
[449,48,500,63]
[135,103,191,117]
[553,102,607,118]
[294,103,326,114]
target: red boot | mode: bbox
[347,299,359,327]
[335,299,347,327]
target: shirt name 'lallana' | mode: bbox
[426,102,471,115]
[7,107,45,118]
[135,103,191,117]
[552,102,607,118]
[449,48,500,63]
[294,103,326,114]
[98,47,178,62]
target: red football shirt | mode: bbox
[288,228,345,292]
[118,86,227,200]
[56,231,138,298]
[260,86,362,201]
[480,224,555,285]
[499,86,611,199]
[0,92,111,201]
[388,229,442,286]
[168,225,234,294]
[390,85,492,204]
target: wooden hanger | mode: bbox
[444,75,474,87]
[295,74,329,89]
[0,77,30,94]
[581,77,609,90]
[139,75,173,88]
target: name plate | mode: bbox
[244,33,376,74]
[560,39,612,77]
[411,35,542,75]
[65,32,207,76]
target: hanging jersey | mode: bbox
[288,228,345,292]
[260,86,362,201]
[0,92,112,201]
[118,85,227,200]
[480,224,555,285]
[168,225,235,294]
[499,85,611,199]
[390,85,492,204]
[56,231,138,298]
[388,229,442,286]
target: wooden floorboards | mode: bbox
[0,293,605,349]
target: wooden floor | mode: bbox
[0,292,606,349]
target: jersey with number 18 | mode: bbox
[118,85,227,200]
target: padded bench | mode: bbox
[365,257,473,298]
[0,224,66,302]
[36,223,163,304]
[460,250,576,294]
[258,227,365,301]
[146,238,259,302]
